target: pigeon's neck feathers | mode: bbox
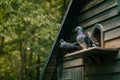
[77,29,84,35]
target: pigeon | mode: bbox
[75,26,98,49]
[59,39,82,53]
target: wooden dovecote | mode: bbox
[41,0,120,80]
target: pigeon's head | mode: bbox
[59,39,64,43]
[75,26,83,32]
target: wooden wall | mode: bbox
[76,0,120,48]
[59,48,119,80]
[84,50,120,80]
[75,0,120,80]
[59,58,84,80]
[60,0,120,80]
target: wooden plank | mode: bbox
[104,38,120,48]
[80,0,105,13]
[104,27,120,41]
[85,60,120,75]
[101,15,120,31]
[79,6,118,28]
[63,58,83,68]
[78,0,117,22]
[61,67,84,80]
[85,73,120,80]
[64,47,118,60]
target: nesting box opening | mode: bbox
[93,28,101,46]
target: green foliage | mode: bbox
[0,0,65,80]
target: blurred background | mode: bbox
[0,0,70,80]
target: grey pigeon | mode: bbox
[75,26,98,49]
[59,39,82,53]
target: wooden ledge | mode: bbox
[64,47,119,60]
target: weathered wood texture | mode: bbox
[78,0,117,26]
[84,50,120,80]
[63,58,83,69]
[61,67,84,80]
[64,47,118,60]
[104,27,120,41]
[60,0,120,80]
[75,0,120,79]
[62,48,119,80]
[104,38,120,48]
[80,0,105,13]
[75,0,120,48]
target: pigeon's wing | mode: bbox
[84,36,93,46]
[84,36,99,47]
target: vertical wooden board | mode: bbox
[104,38,120,48]
[61,67,84,80]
